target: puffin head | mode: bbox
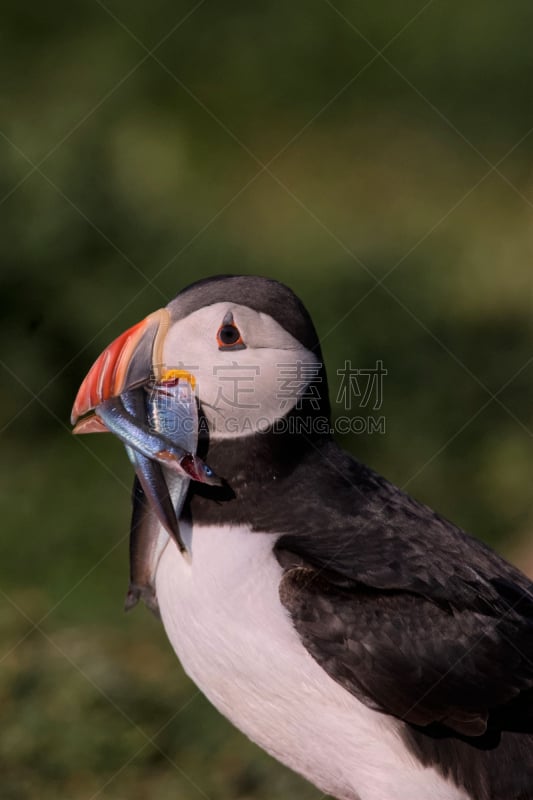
[71,275,330,442]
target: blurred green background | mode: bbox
[1,1,533,798]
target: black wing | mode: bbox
[274,448,533,738]
[277,563,533,737]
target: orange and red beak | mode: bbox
[71,308,171,431]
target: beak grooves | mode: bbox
[71,308,170,425]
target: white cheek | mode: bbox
[200,350,305,438]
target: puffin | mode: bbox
[72,275,533,800]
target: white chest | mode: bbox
[155,525,469,800]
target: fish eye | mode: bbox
[217,322,245,350]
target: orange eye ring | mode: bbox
[217,322,245,350]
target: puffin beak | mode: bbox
[71,308,171,429]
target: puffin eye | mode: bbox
[218,324,240,345]
[216,320,245,350]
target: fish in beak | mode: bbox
[123,376,208,610]
[71,310,221,610]
[93,392,217,483]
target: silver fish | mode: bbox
[123,377,211,613]
[124,477,168,617]
[94,394,217,483]
[121,389,182,548]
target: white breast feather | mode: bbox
[155,524,470,800]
